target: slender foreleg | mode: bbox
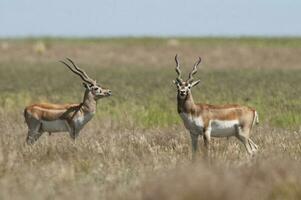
[190,132,199,161]
[203,127,211,160]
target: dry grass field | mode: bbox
[0,38,300,200]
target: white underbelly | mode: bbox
[41,120,69,132]
[210,120,239,137]
[179,113,240,137]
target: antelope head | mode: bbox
[173,54,201,99]
[60,58,112,100]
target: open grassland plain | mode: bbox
[0,38,301,200]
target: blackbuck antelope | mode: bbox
[24,58,112,144]
[173,55,259,159]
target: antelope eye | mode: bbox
[93,88,98,91]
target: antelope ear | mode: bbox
[173,80,180,86]
[83,82,91,90]
[191,80,201,87]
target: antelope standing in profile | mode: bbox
[173,55,259,160]
[24,58,112,144]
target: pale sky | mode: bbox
[0,0,300,37]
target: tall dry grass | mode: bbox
[0,114,300,199]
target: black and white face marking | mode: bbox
[91,85,112,99]
[176,81,191,99]
[174,80,201,99]
[84,83,112,99]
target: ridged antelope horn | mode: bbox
[60,59,94,84]
[187,57,201,82]
[175,54,182,82]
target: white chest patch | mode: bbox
[41,120,70,133]
[74,112,95,129]
[179,113,204,134]
[210,119,239,137]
